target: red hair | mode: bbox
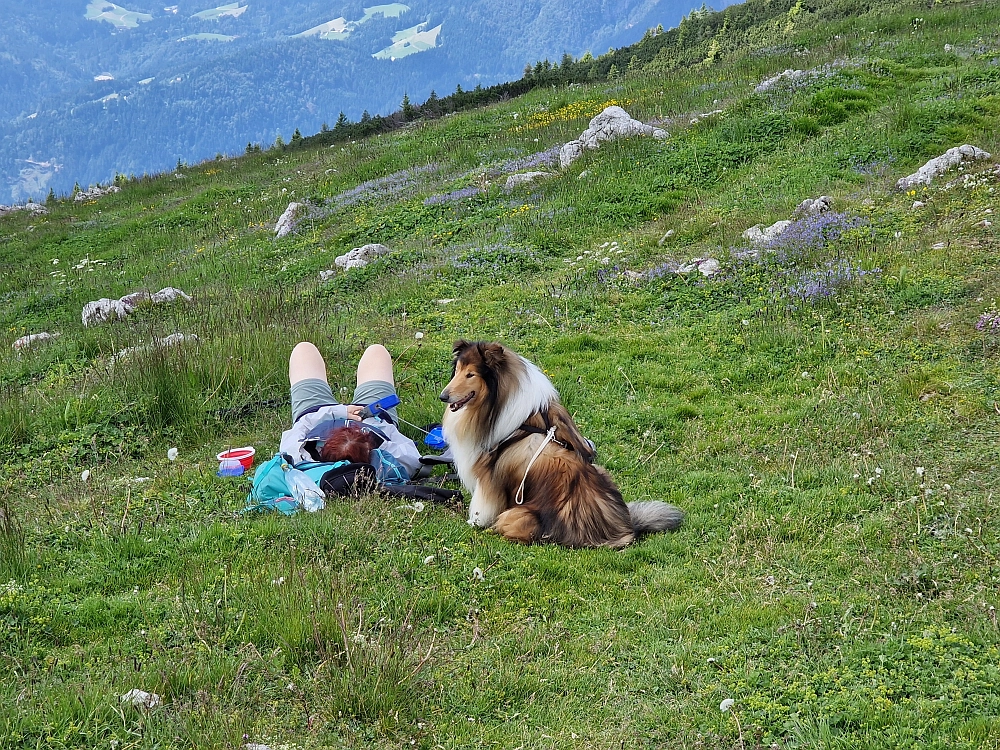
[319,423,376,464]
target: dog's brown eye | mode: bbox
[466,372,474,378]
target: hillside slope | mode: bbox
[2,0,1000,747]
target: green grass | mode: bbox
[4,0,1000,747]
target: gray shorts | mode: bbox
[290,378,399,423]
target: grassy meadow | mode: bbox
[3,0,1000,747]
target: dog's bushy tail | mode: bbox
[627,502,684,534]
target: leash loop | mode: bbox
[514,426,556,505]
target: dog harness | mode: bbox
[514,426,557,505]
[491,415,593,505]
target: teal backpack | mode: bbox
[245,454,351,515]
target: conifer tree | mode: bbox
[401,93,415,120]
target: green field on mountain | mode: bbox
[2,0,1000,747]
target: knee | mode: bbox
[362,344,390,359]
[291,341,320,359]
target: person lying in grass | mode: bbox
[279,342,421,477]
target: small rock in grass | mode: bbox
[896,145,992,191]
[73,184,121,202]
[274,201,304,238]
[931,241,947,250]
[504,171,552,190]
[578,170,590,179]
[754,68,808,93]
[676,258,721,277]
[111,333,198,363]
[657,229,675,246]
[977,219,993,228]
[334,243,392,270]
[0,202,47,217]
[318,269,335,281]
[82,287,191,326]
[121,689,162,710]
[12,332,60,352]
[742,220,792,246]
[793,195,833,217]
[912,200,926,209]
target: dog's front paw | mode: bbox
[467,510,490,528]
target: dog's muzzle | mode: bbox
[440,389,475,412]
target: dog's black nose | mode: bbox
[439,389,450,403]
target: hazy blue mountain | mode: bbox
[1,0,733,200]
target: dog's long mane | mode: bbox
[454,340,558,452]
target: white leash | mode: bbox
[514,426,556,505]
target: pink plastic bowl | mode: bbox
[217,446,255,471]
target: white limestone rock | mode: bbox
[559,106,668,168]
[742,220,792,246]
[559,140,586,169]
[318,269,336,281]
[676,258,721,277]
[12,332,60,352]
[793,196,834,216]
[755,69,808,93]
[82,287,191,326]
[274,202,305,238]
[112,333,198,362]
[82,298,132,326]
[334,243,392,269]
[0,202,47,217]
[504,171,552,190]
[896,145,992,190]
[74,184,121,202]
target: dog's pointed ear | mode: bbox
[452,340,472,358]
[480,342,506,369]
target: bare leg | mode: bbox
[289,341,328,386]
[357,344,394,386]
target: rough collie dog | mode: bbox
[440,340,683,548]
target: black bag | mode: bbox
[318,462,463,505]
[380,483,464,504]
[318,462,380,496]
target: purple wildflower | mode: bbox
[764,212,869,260]
[975,308,1000,331]
[490,146,561,177]
[643,261,683,280]
[782,259,880,303]
[423,186,483,206]
[326,164,439,209]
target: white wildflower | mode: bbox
[415,332,424,340]
[81,469,91,482]
[915,466,925,477]
[167,447,178,461]
[472,567,484,581]
[412,501,425,512]
[720,698,735,712]
[423,555,434,565]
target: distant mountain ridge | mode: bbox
[0,0,732,201]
